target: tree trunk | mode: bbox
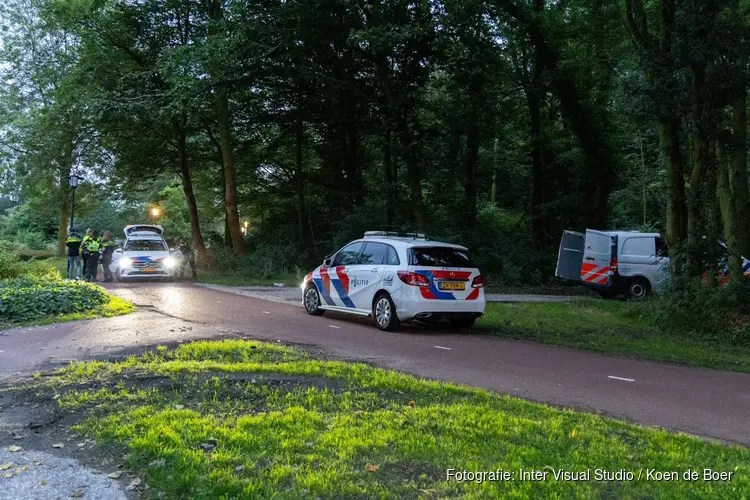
[686,63,709,276]
[207,0,243,255]
[492,138,500,205]
[57,174,69,257]
[464,77,482,225]
[216,88,244,255]
[382,126,394,226]
[732,83,750,256]
[295,106,310,249]
[176,124,208,263]
[717,142,744,282]
[529,23,545,245]
[657,119,688,270]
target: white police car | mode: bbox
[110,225,178,281]
[301,231,486,331]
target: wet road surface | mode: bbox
[1,281,748,446]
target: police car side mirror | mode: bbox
[323,257,332,267]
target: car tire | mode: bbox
[450,318,476,329]
[373,292,400,331]
[115,268,123,282]
[304,285,325,316]
[625,277,650,300]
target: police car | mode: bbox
[301,231,486,331]
[111,225,177,281]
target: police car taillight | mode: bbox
[609,257,618,274]
[397,271,430,287]
[471,275,485,288]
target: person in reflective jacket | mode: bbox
[82,230,102,282]
[99,231,118,282]
[65,228,83,280]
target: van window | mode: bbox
[621,237,656,257]
[408,247,475,267]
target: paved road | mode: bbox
[1,282,748,446]
[195,284,572,305]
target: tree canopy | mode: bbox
[1,0,749,285]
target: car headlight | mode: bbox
[119,257,133,268]
[164,257,176,268]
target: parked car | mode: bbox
[301,231,486,331]
[110,225,177,281]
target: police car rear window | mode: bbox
[125,240,166,251]
[408,247,475,267]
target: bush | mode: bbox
[642,277,750,347]
[205,243,309,280]
[0,247,22,279]
[16,229,50,250]
[0,276,110,323]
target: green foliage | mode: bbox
[641,279,750,347]
[0,275,109,323]
[206,243,306,282]
[0,247,21,279]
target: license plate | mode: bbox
[140,268,157,273]
[438,281,465,291]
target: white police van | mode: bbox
[110,225,177,281]
[301,231,486,331]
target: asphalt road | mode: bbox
[1,281,749,446]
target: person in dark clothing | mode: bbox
[176,238,197,280]
[82,230,102,282]
[65,228,83,280]
[99,231,118,282]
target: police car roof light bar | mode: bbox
[363,231,428,240]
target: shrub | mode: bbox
[0,247,22,279]
[0,277,110,323]
[642,277,750,347]
[16,230,50,250]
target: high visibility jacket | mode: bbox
[83,236,101,254]
[100,239,118,259]
[66,236,82,257]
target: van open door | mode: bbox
[581,229,614,286]
[555,231,585,281]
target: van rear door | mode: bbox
[555,231,585,281]
[581,230,614,286]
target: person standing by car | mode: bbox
[65,228,83,280]
[83,230,102,282]
[99,231,118,282]
[175,238,196,280]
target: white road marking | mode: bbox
[608,375,635,382]
[329,325,340,329]
[0,350,4,354]
[262,311,270,314]
[434,345,452,350]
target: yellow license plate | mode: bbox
[439,282,465,291]
[141,268,157,273]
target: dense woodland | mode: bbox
[0,0,749,287]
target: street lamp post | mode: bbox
[69,174,81,232]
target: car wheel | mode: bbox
[625,278,650,300]
[115,268,123,282]
[373,293,400,331]
[304,285,325,316]
[450,318,476,329]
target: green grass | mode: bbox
[478,299,750,373]
[196,269,300,287]
[0,295,134,330]
[33,340,748,499]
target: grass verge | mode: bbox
[20,339,748,499]
[478,299,750,373]
[0,295,134,330]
